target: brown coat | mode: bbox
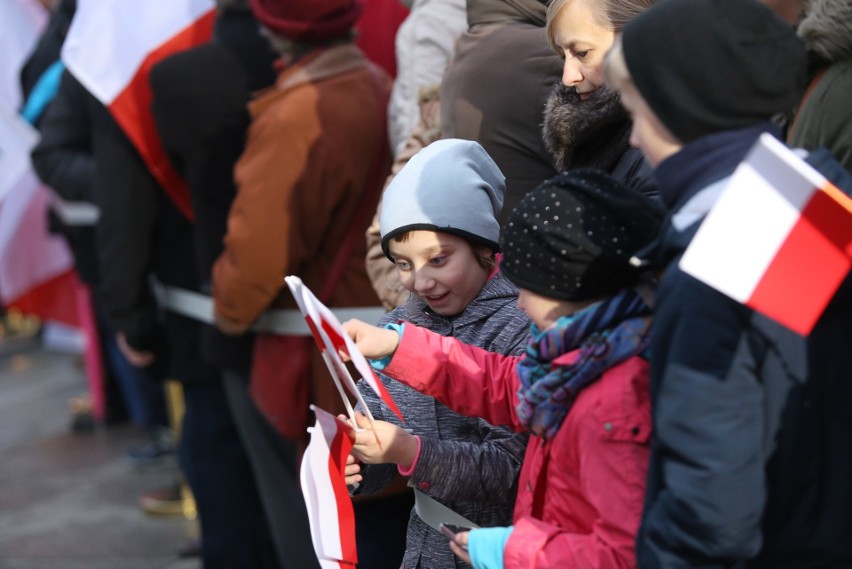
[213,43,391,416]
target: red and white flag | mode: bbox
[0,104,77,325]
[286,276,405,422]
[680,133,852,336]
[61,0,216,220]
[301,405,357,569]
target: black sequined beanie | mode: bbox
[500,169,663,301]
[621,0,806,143]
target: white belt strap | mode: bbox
[158,285,386,335]
[413,489,479,532]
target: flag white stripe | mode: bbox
[310,409,345,561]
[680,134,823,302]
[62,0,214,103]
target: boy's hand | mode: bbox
[350,412,418,469]
[344,453,363,486]
[449,531,472,565]
[342,319,400,360]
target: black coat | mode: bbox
[34,69,212,381]
[635,124,852,569]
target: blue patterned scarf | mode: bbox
[515,288,652,439]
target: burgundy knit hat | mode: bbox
[249,0,364,43]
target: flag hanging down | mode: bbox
[61,0,216,220]
[301,405,357,569]
[680,133,852,336]
[0,104,76,325]
[286,276,405,421]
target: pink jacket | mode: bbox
[384,324,651,569]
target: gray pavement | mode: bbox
[0,339,200,569]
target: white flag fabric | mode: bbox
[61,0,216,219]
[680,134,852,335]
[0,0,47,112]
[301,405,358,568]
[0,106,74,309]
[286,275,404,421]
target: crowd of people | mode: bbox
[13,0,852,567]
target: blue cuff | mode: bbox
[21,60,65,125]
[469,526,513,569]
[367,322,405,371]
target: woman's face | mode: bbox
[389,231,490,316]
[553,0,616,99]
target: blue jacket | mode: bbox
[635,124,852,568]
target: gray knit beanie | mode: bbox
[380,139,505,260]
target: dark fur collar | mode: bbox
[541,83,632,172]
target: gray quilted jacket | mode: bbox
[356,272,530,569]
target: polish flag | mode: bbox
[0,104,77,326]
[286,276,405,422]
[680,133,852,336]
[61,0,216,220]
[301,405,357,569]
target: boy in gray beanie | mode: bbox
[604,0,852,566]
[348,138,530,569]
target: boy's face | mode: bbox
[389,231,490,316]
[619,81,683,167]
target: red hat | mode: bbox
[249,0,364,43]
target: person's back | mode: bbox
[606,0,852,565]
[440,0,561,221]
[212,0,392,418]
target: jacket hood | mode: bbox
[798,0,852,62]
[466,0,547,28]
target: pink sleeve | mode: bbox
[383,324,524,430]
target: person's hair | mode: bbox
[602,34,632,90]
[391,231,496,270]
[261,26,355,59]
[546,0,657,57]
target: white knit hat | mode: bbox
[380,139,505,260]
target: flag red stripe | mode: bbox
[370,369,404,420]
[107,9,215,221]
[328,426,358,563]
[319,316,404,420]
[747,188,852,335]
[6,269,80,327]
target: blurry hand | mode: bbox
[350,412,417,469]
[342,319,400,360]
[449,531,472,564]
[116,332,155,367]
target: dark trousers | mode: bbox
[179,377,277,569]
[222,369,321,569]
